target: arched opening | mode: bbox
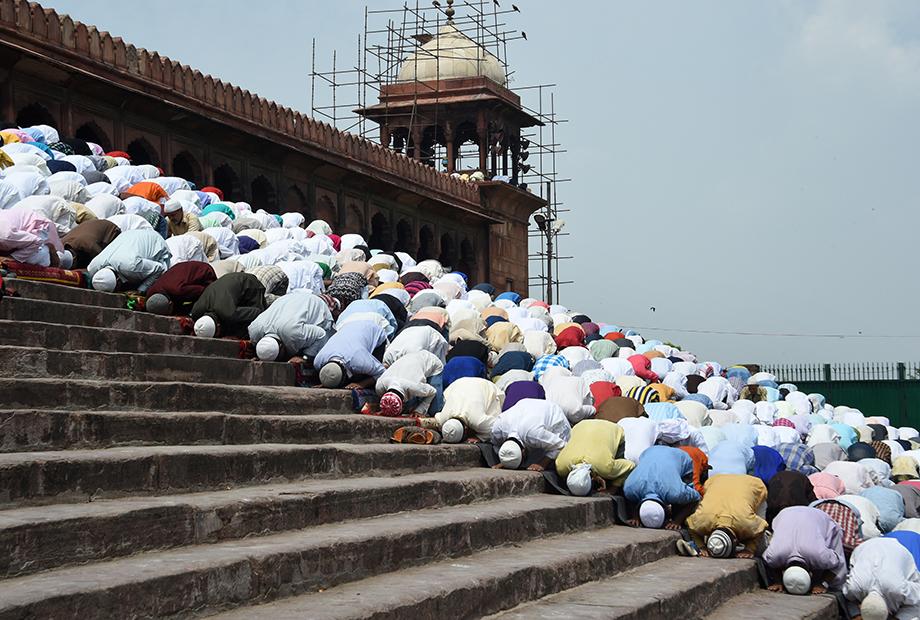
[368,212,391,251]
[15,103,57,129]
[439,233,457,268]
[345,204,364,236]
[250,175,277,212]
[314,195,337,225]
[396,219,415,255]
[172,151,201,186]
[126,138,160,166]
[212,163,243,202]
[458,238,477,281]
[418,225,435,261]
[285,185,307,216]
[74,122,110,152]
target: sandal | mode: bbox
[676,539,700,557]
[390,426,442,445]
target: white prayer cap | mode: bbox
[57,250,73,269]
[441,419,464,444]
[498,439,523,469]
[163,198,191,214]
[194,315,217,338]
[706,528,735,558]
[256,336,281,361]
[782,566,811,595]
[566,463,592,496]
[860,591,888,620]
[91,267,116,292]
[319,361,346,389]
[639,500,666,529]
[377,269,398,283]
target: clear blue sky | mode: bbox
[47,0,920,363]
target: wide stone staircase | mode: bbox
[0,278,839,619]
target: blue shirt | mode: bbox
[623,446,701,507]
[313,321,387,378]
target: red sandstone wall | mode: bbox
[0,0,480,208]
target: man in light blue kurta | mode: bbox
[313,320,388,388]
[87,228,170,293]
[247,290,333,361]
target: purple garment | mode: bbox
[237,235,259,254]
[503,381,545,411]
[195,191,213,208]
[762,506,848,588]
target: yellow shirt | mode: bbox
[555,419,635,484]
[686,474,768,548]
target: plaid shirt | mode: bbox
[776,443,818,476]
[532,354,570,381]
[815,500,862,551]
[247,265,289,297]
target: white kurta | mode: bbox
[491,399,571,459]
[375,350,444,415]
[383,325,449,367]
[844,537,920,618]
[435,377,504,441]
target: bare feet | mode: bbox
[492,463,504,469]
[625,518,641,528]
[699,549,710,557]
[811,585,827,595]
[767,584,783,593]
[526,463,545,472]
[664,522,682,531]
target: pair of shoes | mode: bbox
[676,539,700,557]
[391,426,441,445]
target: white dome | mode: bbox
[397,24,507,86]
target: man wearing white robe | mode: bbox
[87,228,170,293]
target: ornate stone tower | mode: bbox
[356,0,545,292]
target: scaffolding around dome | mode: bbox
[310,0,573,303]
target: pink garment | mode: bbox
[628,354,658,382]
[809,472,846,500]
[0,207,62,262]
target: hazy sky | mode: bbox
[47,0,920,363]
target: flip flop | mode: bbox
[676,539,700,557]
[390,426,441,445]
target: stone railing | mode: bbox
[0,0,481,206]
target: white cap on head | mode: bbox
[498,439,523,469]
[256,336,281,361]
[860,591,888,620]
[319,361,346,388]
[91,267,116,292]
[782,566,811,595]
[566,463,593,496]
[441,419,464,444]
[58,250,73,269]
[639,499,666,528]
[194,315,217,338]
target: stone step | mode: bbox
[0,469,544,578]
[0,442,482,507]
[489,556,757,619]
[0,345,285,386]
[0,378,351,414]
[210,526,678,620]
[0,494,615,619]
[0,345,294,386]
[0,296,185,335]
[0,410,407,453]
[705,590,839,620]
[0,320,243,358]
[2,278,125,308]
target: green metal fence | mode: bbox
[760,362,920,427]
